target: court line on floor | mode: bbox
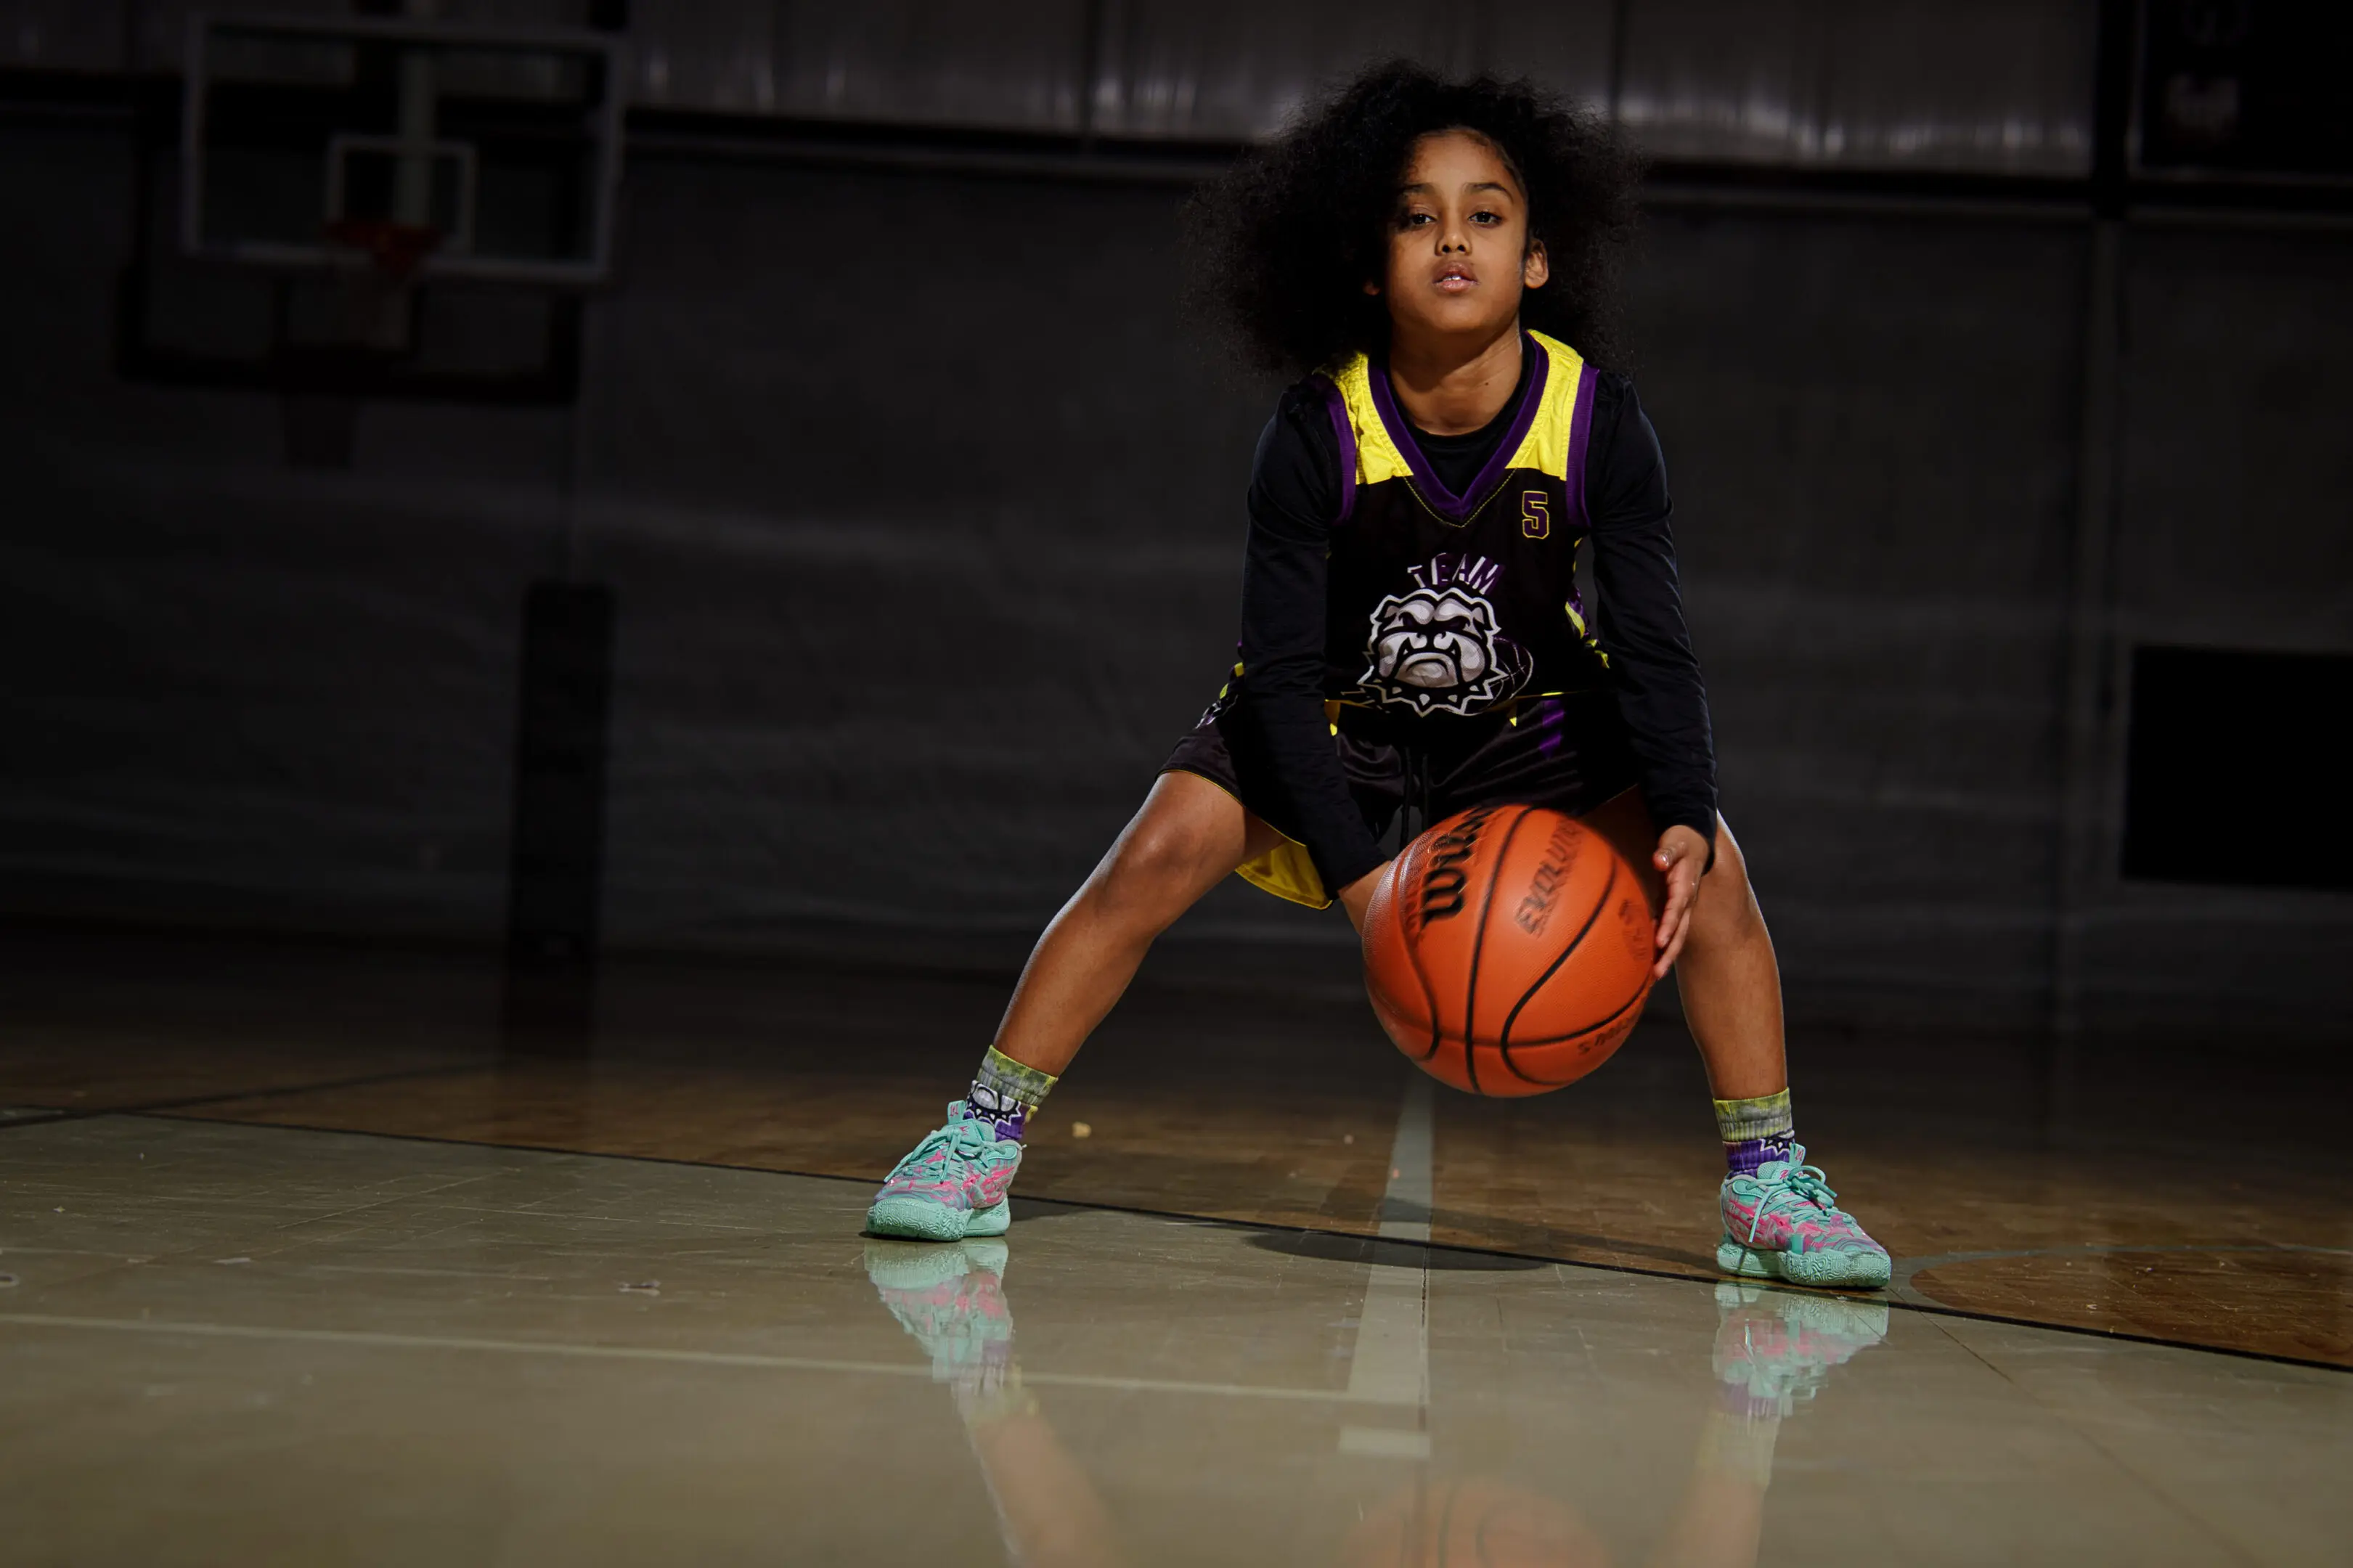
[1891,1242,2353,1311]
[1917,1313,2293,1565]
[0,1311,1413,1405]
[1339,1077,1432,1456]
[0,1063,488,1132]
[108,1108,2353,1376]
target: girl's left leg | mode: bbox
[1662,819,1785,1103]
[1582,793,1890,1289]
[1576,794,1785,1102]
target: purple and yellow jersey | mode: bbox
[1316,329,1607,717]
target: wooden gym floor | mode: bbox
[3,930,2346,1371]
[5,929,2349,1564]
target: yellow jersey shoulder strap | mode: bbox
[1501,332,1591,482]
[1320,352,1414,503]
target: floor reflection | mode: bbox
[865,1236,1887,1567]
[867,1237,1128,1567]
[1652,1283,1888,1568]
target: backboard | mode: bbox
[121,12,624,453]
[182,11,625,285]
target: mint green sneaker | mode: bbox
[1717,1146,1891,1289]
[865,1102,1021,1241]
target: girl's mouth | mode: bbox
[1435,263,1477,293]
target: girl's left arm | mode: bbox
[1586,377,1721,873]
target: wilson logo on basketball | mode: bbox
[1618,898,1651,962]
[1513,818,1583,935]
[1416,807,1496,923]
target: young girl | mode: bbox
[865,64,1889,1290]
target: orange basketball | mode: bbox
[1362,804,1656,1096]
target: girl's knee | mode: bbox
[1093,819,1215,926]
[1687,823,1764,950]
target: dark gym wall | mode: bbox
[587,157,1272,949]
[1631,211,2089,1025]
[8,115,566,939]
[2087,229,2353,1041]
[4,109,2350,1042]
[2,118,1284,955]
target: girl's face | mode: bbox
[1374,129,1550,351]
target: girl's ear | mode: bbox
[1522,240,1551,290]
[1363,278,1382,295]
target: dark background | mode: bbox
[4,1,2348,1060]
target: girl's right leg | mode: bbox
[992,768,1285,1079]
[867,769,1282,1241]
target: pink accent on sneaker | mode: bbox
[1723,1193,1877,1255]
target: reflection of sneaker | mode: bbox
[864,1236,1016,1384]
[865,1237,1030,1423]
[1716,1146,1891,1289]
[866,1103,1021,1241]
[1712,1281,1888,1416]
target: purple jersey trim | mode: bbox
[1363,331,1551,522]
[1560,361,1598,634]
[1315,375,1358,523]
[1565,358,1596,532]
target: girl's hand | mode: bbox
[1338,862,1390,935]
[1649,825,1711,978]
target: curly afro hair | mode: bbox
[1189,61,1642,378]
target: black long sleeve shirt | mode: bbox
[1235,369,1718,893]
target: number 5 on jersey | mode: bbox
[1520,491,1551,539]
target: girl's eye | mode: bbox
[1471,210,1500,225]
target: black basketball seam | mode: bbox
[1495,858,1618,1084]
[1514,1011,1648,1087]
[1398,832,1446,1062]
[1509,973,1654,1058]
[1509,888,1656,1045]
[1460,805,1533,1096]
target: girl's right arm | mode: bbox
[1234,393,1389,909]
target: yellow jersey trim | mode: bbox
[1328,353,1415,488]
[1165,766,1333,908]
[1327,330,1587,489]
[1503,332,1586,478]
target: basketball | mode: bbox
[1362,805,1657,1096]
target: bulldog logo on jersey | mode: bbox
[1359,553,1531,716]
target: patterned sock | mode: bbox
[964,1045,1057,1143]
[1715,1089,1795,1176]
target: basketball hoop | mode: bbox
[309,217,444,368]
[159,12,616,467]
[322,218,445,285]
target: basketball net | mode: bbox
[320,217,443,353]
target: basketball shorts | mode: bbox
[1162,689,1642,909]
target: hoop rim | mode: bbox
[321,218,446,283]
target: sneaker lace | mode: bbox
[906,1115,997,1171]
[1742,1154,1843,1246]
